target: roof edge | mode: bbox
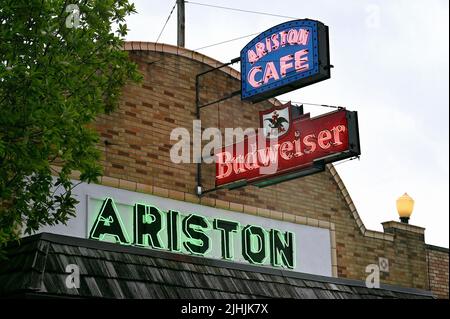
[426,244,449,253]
[19,232,433,298]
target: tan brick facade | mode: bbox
[82,42,447,296]
[427,246,449,299]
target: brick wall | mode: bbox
[427,245,449,299]
[87,42,447,292]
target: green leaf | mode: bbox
[0,0,141,255]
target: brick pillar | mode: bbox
[382,221,429,290]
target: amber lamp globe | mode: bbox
[397,193,414,224]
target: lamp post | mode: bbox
[396,193,414,224]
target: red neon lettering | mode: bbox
[257,145,280,166]
[318,130,332,149]
[255,42,266,59]
[280,142,294,160]
[287,29,298,45]
[271,33,280,51]
[217,152,232,179]
[216,125,349,179]
[280,54,294,77]
[279,31,288,47]
[245,151,260,170]
[332,125,346,145]
[263,62,279,84]
[248,66,263,88]
[303,134,316,154]
[247,49,259,64]
[295,49,309,72]
[294,135,303,157]
[232,155,246,174]
[297,29,309,45]
[265,37,272,53]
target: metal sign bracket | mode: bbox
[195,57,241,197]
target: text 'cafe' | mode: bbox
[1,19,447,299]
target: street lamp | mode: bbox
[396,193,414,224]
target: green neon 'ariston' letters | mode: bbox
[89,198,297,270]
[133,203,164,249]
[182,214,211,255]
[270,229,295,269]
[242,225,267,264]
[213,219,239,260]
[167,210,181,252]
[90,198,130,244]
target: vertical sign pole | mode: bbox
[195,73,202,195]
[177,0,185,47]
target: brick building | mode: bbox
[1,42,448,299]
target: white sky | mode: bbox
[124,0,449,248]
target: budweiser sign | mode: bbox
[215,103,360,188]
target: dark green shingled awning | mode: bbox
[0,233,434,299]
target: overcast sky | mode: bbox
[124,0,449,248]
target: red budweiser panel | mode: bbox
[215,109,360,188]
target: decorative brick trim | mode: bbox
[101,176,119,188]
[364,230,388,240]
[329,227,338,277]
[327,164,364,231]
[243,205,257,215]
[184,193,200,204]
[256,207,270,218]
[118,179,136,192]
[269,210,283,221]
[215,199,230,210]
[124,41,241,80]
[229,202,244,213]
[382,221,425,235]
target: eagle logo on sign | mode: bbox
[260,102,292,139]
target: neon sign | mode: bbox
[215,105,360,189]
[89,197,295,269]
[241,19,331,102]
